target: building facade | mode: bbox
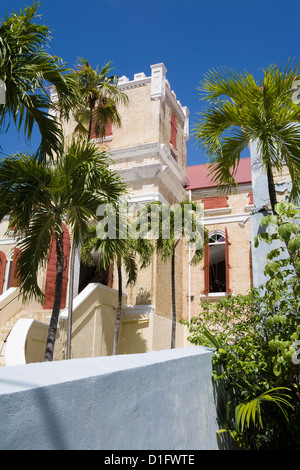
[61,63,255,323]
[0,63,255,326]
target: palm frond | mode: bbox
[235,387,293,433]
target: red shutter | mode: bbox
[225,228,231,294]
[0,251,6,295]
[90,108,98,139]
[105,120,112,137]
[203,242,210,295]
[249,192,254,205]
[43,225,71,310]
[170,113,177,149]
[203,197,228,210]
[9,248,21,288]
[91,107,112,139]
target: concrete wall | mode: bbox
[249,141,294,287]
[0,347,219,450]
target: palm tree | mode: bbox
[0,138,126,361]
[81,210,154,355]
[146,201,207,349]
[70,58,128,141]
[194,63,300,213]
[0,1,79,160]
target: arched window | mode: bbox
[203,229,230,294]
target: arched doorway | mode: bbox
[78,250,113,293]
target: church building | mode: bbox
[0,63,291,364]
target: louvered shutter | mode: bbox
[203,197,228,210]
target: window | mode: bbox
[170,112,177,149]
[203,230,230,294]
[203,197,228,210]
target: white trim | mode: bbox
[5,318,49,366]
[123,304,155,316]
[118,76,151,91]
[208,229,225,243]
[91,135,113,143]
[111,142,188,187]
[0,238,17,246]
[127,192,168,205]
[200,293,228,300]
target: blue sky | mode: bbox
[1,0,299,165]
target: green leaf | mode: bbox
[288,235,300,253]
[273,363,282,376]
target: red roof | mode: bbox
[186,157,252,190]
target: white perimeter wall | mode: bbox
[0,347,219,450]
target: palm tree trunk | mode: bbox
[44,231,64,362]
[66,241,76,360]
[171,249,176,349]
[112,263,122,355]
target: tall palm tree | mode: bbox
[146,201,207,349]
[0,138,126,361]
[81,210,154,355]
[70,58,128,141]
[194,63,300,213]
[64,59,128,358]
[0,1,79,160]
